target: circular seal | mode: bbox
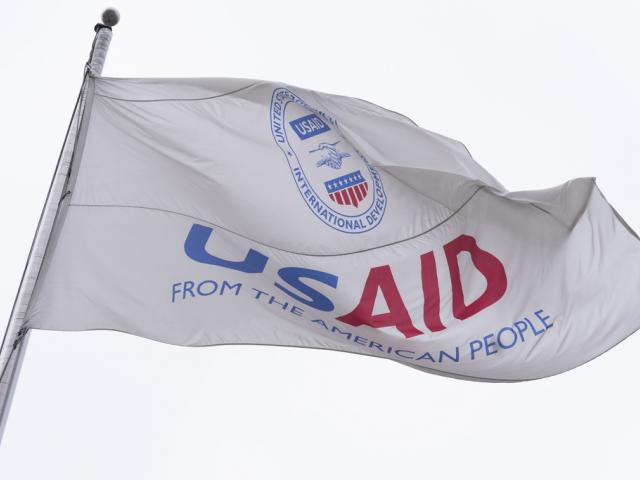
[270,88,387,234]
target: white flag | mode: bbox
[24,77,640,381]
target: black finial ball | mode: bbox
[101,8,120,27]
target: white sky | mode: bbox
[1,1,639,478]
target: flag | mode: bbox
[23,77,640,381]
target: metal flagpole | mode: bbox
[0,8,120,445]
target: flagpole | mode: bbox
[0,9,120,445]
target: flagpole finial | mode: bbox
[89,9,118,75]
[101,8,120,27]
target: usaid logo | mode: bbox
[289,113,330,140]
[270,88,387,234]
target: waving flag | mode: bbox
[17,77,640,382]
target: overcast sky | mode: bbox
[1,1,639,478]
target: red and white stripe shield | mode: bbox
[324,170,369,207]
